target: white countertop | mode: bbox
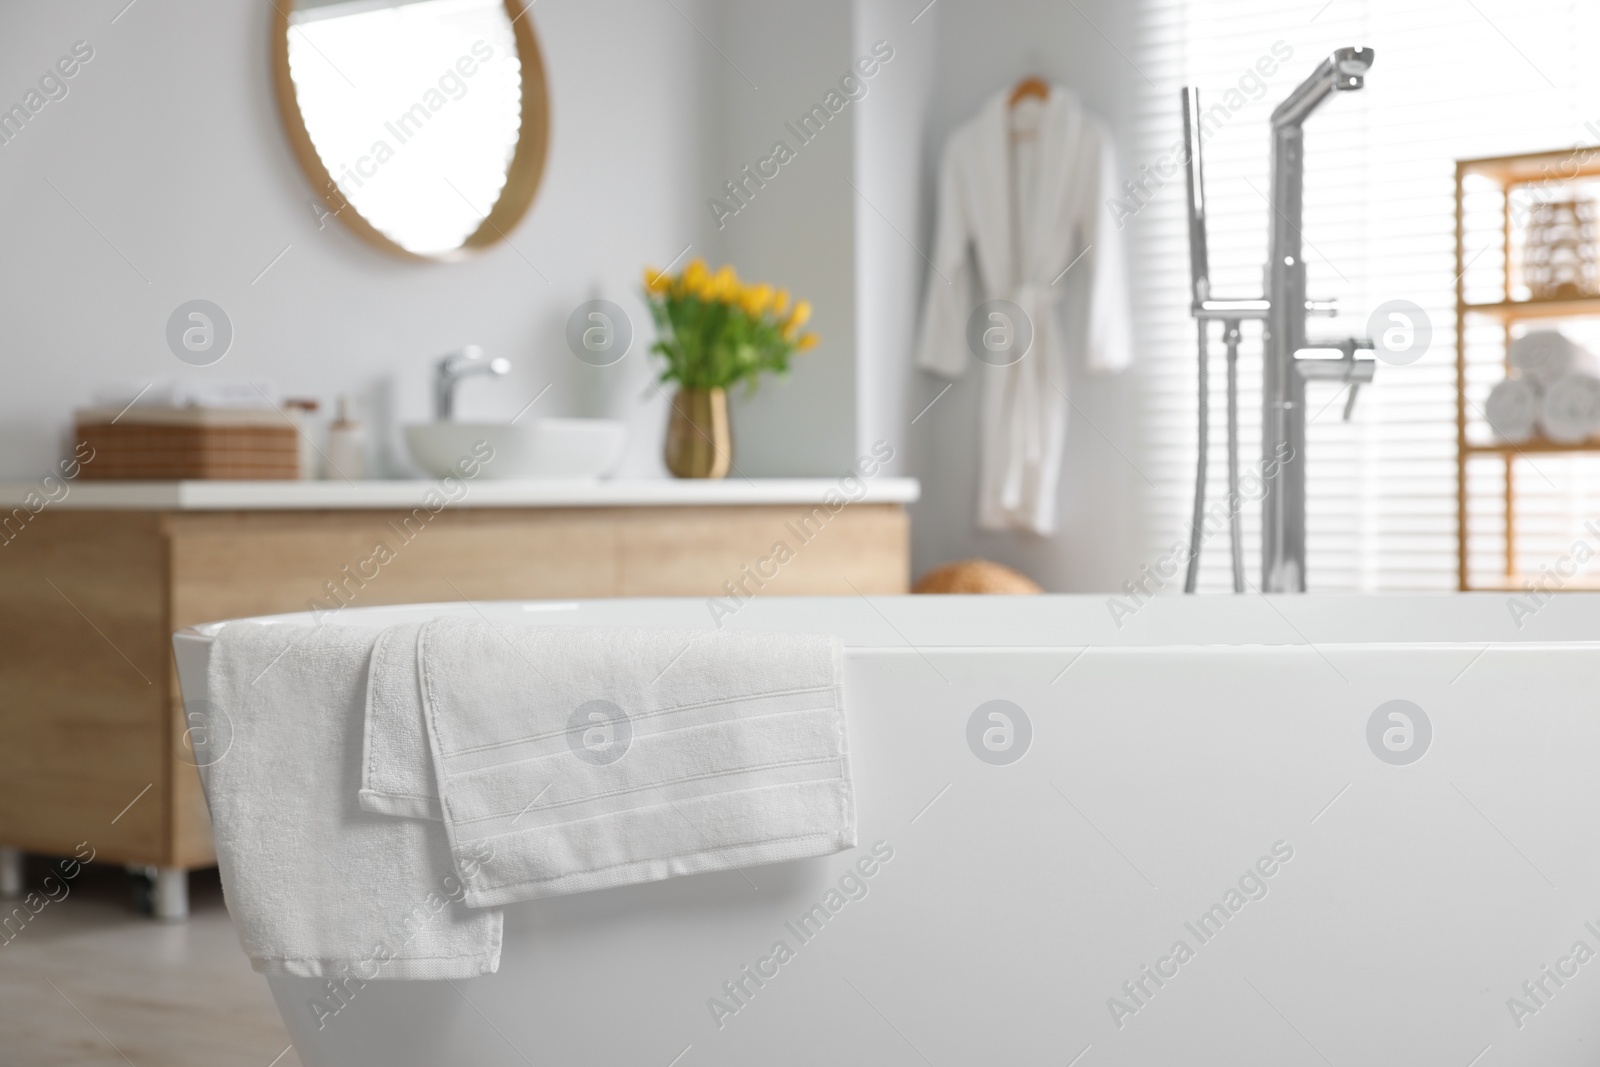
[0,477,920,511]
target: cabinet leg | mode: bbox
[0,848,22,897]
[153,867,188,920]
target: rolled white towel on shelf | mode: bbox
[1509,330,1593,387]
[1540,372,1600,443]
[1485,377,1540,443]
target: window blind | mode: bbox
[1130,0,1600,592]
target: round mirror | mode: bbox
[271,0,549,260]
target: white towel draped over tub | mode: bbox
[204,623,502,979]
[203,618,854,975]
[915,86,1133,535]
[362,619,854,908]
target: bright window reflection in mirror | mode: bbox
[278,0,546,258]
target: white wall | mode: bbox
[2,0,1149,589]
[852,0,937,480]
[855,0,1149,592]
[0,0,861,482]
[707,0,859,477]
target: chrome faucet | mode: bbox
[432,345,510,421]
[1180,47,1376,594]
[1263,46,1376,592]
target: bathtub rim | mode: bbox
[171,591,1600,655]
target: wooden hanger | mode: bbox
[1008,76,1050,108]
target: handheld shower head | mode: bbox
[1181,87,1210,307]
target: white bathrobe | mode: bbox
[915,87,1132,535]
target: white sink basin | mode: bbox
[404,419,626,481]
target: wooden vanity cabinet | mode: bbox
[0,500,908,881]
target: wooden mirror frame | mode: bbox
[270,0,550,262]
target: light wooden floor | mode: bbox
[0,862,303,1067]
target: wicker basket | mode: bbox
[1522,197,1600,300]
[74,407,300,480]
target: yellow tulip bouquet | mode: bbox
[642,259,817,391]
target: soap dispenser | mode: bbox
[283,398,320,480]
[323,395,369,480]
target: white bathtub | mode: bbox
[174,594,1600,1065]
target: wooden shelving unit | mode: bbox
[1463,295,1600,321]
[1455,148,1600,591]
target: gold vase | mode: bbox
[664,387,732,479]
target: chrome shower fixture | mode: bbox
[1180,48,1377,594]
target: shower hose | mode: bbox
[1184,319,1245,594]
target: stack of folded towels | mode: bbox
[201,617,854,979]
[1486,330,1600,444]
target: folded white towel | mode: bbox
[360,624,441,820]
[365,618,854,909]
[1485,377,1539,442]
[205,622,501,979]
[1509,330,1592,387]
[1541,371,1600,443]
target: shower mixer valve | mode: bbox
[1294,337,1376,421]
